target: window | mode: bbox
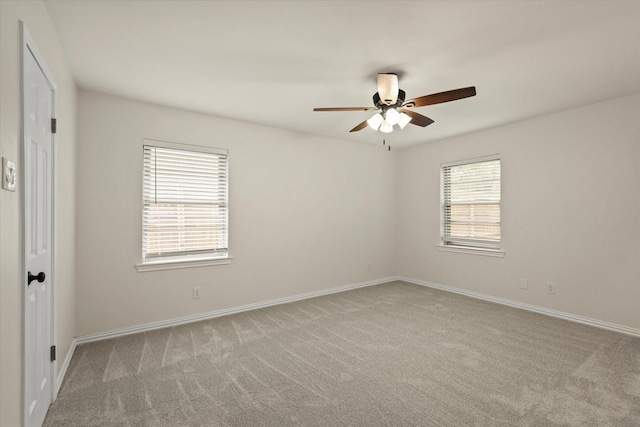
[441,155,501,253]
[140,140,229,268]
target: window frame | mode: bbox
[438,154,504,257]
[136,139,232,272]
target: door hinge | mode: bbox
[51,118,57,134]
[50,345,56,362]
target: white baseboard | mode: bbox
[55,337,78,399]
[73,275,640,345]
[75,276,398,345]
[60,275,638,392]
[400,276,640,338]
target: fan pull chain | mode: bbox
[383,135,391,151]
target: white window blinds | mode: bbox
[143,142,228,261]
[442,156,500,250]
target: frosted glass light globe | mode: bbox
[398,112,412,129]
[384,108,400,125]
[379,121,393,133]
[367,113,383,130]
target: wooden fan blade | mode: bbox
[403,86,476,108]
[313,107,377,112]
[350,119,369,132]
[399,109,434,127]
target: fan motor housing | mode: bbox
[374,90,405,109]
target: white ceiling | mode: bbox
[44,0,640,148]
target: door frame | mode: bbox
[20,22,58,425]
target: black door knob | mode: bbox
[27,271,46,285]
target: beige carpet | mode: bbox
[45,281,640,426]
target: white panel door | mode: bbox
[24,43,54,427]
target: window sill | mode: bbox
[136,256,233,272]
[437,245,504,258]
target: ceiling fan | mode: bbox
[314,73,476,134]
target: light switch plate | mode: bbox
[2,157,17,192]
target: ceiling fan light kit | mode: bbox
[314,73,477,137]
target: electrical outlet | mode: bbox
[193,287,201,299]
[546,282,556,295]
[520,278,528,290]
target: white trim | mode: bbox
[76,277,398,344]
[143,138,228,156]
[136,256,232,272]
[436,245,505,257]
[400,276,640,338]
[441,153,500,168]
[55,338,77,397]
[51,112,58,400]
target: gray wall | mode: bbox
[397,94,640,330]
[75,90,398,336]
